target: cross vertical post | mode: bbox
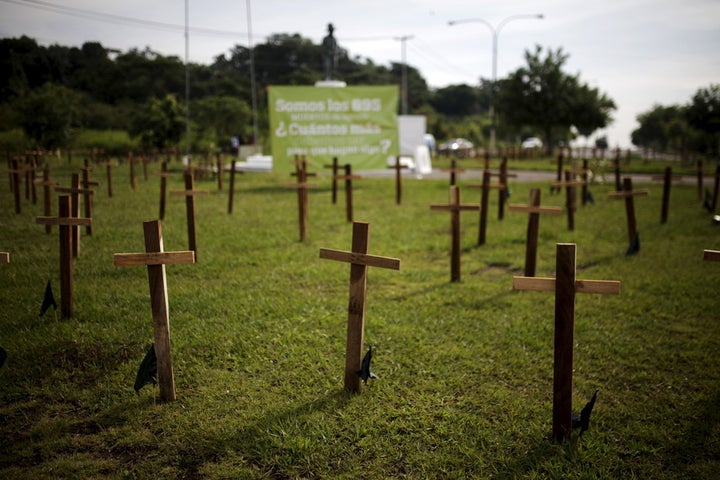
[696,160,703,201]
[227,160,239,214]
[98,160,115,197]
[513,243,620,441]
[661,166,672,224]
[324,157,339,204]
[478,170,491,245]
[33,166,58,234]
[56,173,93,258]
[319,221,400,392]
[608,178,649,247]
[170,171,209,258]
[498,157,508,220]
[215,153,223,191]
[129,152,137,190]
[113,220,196,401]
[390,156,408,205]
[430,186,480,282]
[157,161,174,220]
[81,166,97,236]
[285,158,316,241]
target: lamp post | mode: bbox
[394,35,414,115]
[449,14,543,153]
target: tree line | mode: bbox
[0,34,715,157]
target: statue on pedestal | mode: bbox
[322,23,337,80]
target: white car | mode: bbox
[521,137,543,149]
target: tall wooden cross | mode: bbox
[651,166,679,224]
[80,164,99,236]
[36,195,92,318]
[389,156,409,205]
[156,161,175,220]
[608,178,649,251]
[319,221,400,392]
[5,159,23,214]
[430,186,481,282]
[56,173,94,257]
[508,188,563,276]
[33,166,58,234]
[170,171,208,258]
[97,160,117,197]
[467,170,505,246]
[113,220,196,401]
[226,160,242,214]
[441,158,465,186]
[513,243,620,441]
[551,171,586,231]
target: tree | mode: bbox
[496,45,615,151]
[430,84,481,116]
[129,94,185,149]
[15,83,81,149]
[686,84,720,156]
[192,95,252,147]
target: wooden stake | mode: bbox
[468,170,506,246]
[98,160,116,197]
[156,161,175,220]
[170,172,208,258]
[334,164,362,222]
[513,243,620,441]
[508,188,563,276]
[33,166,58,234]
[430,186,481,282]
[319,221,400,392]
[551,172,585,231]
[227,160,241,214]
[661,166,672,224]
[113,220,196,401]
[36,195,92,318]
[324,157,340,204]
[56,173,93,258]
[389,156,409,205]
[285,158,316,241]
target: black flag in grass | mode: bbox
[134,344,157,394]
[626,232,640,256]
[356,346,378,384]
[39,280,58,317]
[572,390,598,437]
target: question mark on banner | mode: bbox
[380,139,392,154]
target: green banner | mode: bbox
[268,85,398,172]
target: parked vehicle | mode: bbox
[521,137,543,149]
[438,138,474,157]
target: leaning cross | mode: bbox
[430,186,481,282]
[508,188,563,276]
[170,171,209,258]
[551,171,586,231]
[468,170,505,245]
[608,177,649,251]
[113,220,196,401]
[319,221,400,392]
[513,243,620,442]
[285,158,317,241]
[36,195,92,318]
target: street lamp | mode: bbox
[394,35,414,115]
[448,14,544,153]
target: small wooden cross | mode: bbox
[441,159,465,186]
[703,250,720,262]
[5,159,23,214]
[608,178,649,251]
[97,160,117,197]
[285,158,317,241]
[319,221,400,392]
[468,170,505,245]
[170,172,209,258]
[80,165,98,236]
[128,152,137,190]
[513,243,620,441]
[323,157,340,204]
[56,173,94,257]
[651,166,676,224]
[508,188,563,276]
[334,164,363,222]
[113,220,196,402]
[430,186,481,282]
[156,161,175,220]
[36,195,92,318]
[226,160,243,214]
[389,156,409,205]
[551,171,586,231]
[33,166,59,234]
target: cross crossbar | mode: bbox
[319,248,400,270]
[113,251,196,266]
[56,185,94,195]
[508,205,563,215]
[513,276,621,295]
[608,188,650,198]
[170,190,209,196]
[703,249,720,262]
[36,216,92,227]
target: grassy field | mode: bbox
[1,156,718,479]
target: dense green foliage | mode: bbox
[0,155,718,478]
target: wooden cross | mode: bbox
[80,165,98,236]
[33,166,58,234]
[5,159,23,214]
[496,158,513,220]
[430,186,481,282]
[156,161,175,220]
[513,243,620,441]
[215,153,223,191]
[36,195,92,318]
[319,221,400,392]
[441,158,465,186]
[508,188,563,276]
[170,171,208,258]
[226,160,242,214]
[608,178,649,250]
[324,157,340,204]
[709,165,720,212]
[468,170,504,245]
[651,166,677,224]
[703,250,720,262]
[113,220,196,401]
[128,152,137,190]
[97,160,117,197]
[551,171,586,231]
[335,164,362,222]
[389,156,409,205]
[56,173,94,257]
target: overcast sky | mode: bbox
[2,0,719,149]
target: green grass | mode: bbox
[1,157,718,479]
